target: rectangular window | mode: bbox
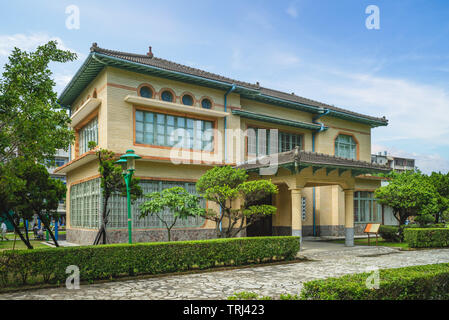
[79,117,98,155]
[136,110,214,151]
[70,178,205,229]
[335,134,357,160]
[247,127,302,156]
[353,191,382,224]
[279,132,303,153]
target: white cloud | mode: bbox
[0,33,80,57]
[54,73,74,93]
[324,72,449,145]
[286,4,298,18]
[271,51,300,67]
[247,55,449,173]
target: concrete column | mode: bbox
[344,189,355,247]
[291,188,303,244]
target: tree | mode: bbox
[91,144,142,245]
[196,166,278,238]
[139,187,204,241]
[0,158,66,249]
[428,172,449,223]
[0,41,76,164]
[375,170,439,239]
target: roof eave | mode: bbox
[58,50,389,127]
[232,109,325,131]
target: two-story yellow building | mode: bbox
[56,44,390,246]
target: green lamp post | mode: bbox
[116,150,141,244]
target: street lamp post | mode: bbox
[116,150,141,244]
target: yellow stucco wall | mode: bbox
[65,66,382,236]
[315,116,372,162]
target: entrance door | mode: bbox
[246,195,273,237]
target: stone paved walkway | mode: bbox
[1,242,449,300]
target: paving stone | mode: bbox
[1,245,448,300]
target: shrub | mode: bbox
[404,228,449,248]
[228,291,270,300]
[301,263,449,300]
[379,225,400,242]
[0,236,300,290]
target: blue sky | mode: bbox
[1,0,448,173]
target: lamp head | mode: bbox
[119,149,141,171]
[115,158,128,173]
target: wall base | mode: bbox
[345,228,354,247]
[302,224,371,237]
[67,228,218,246]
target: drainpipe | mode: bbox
[220,84,236,233]
[224,84,236,164]
[311,109,330,236]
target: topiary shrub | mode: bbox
[379,225,400,242]
[0,236,300,290]
[404,228,449,248]
[301,263,449,300]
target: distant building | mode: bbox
[371,151,415,172]
[46,149,69,223]
[371,151,416,227]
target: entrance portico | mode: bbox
[238,147,390,247]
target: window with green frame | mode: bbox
[335,134,357,160]
[135,110,214,151]
[70,179,205,229]
[354,191,382,223]
[79,117,98,155]
[247,127,302,156]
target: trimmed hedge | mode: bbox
[0,236,299,289]
[379,225,400,242]
[404,228,449,248]
[301,263,449,300]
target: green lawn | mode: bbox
[331,237,410,249]
[0,239,50,251]
[0,231,65,251]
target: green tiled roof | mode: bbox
[231,109,325,131]
[59,44,389,128]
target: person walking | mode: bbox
[1,222,8,241]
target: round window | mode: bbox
[182,95,194,106]
[139,86,153,99]
[201,99,212,109]
[161,90,174,102]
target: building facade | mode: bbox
[372,152,415,172]
[371,151,416,226]
[47,149,69,221]
[56,44,390,246]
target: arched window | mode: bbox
[139,86,153,99]
[182,94,194,106]
[201,98,212,109]
[335,134,357,159]
[161,90,174,102]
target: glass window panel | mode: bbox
[79,117,98,155]
[182,95,194,106]
[161,91,173,102]
[201,99,212,109]
[139,86,153,99]
[135,110,213,151]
